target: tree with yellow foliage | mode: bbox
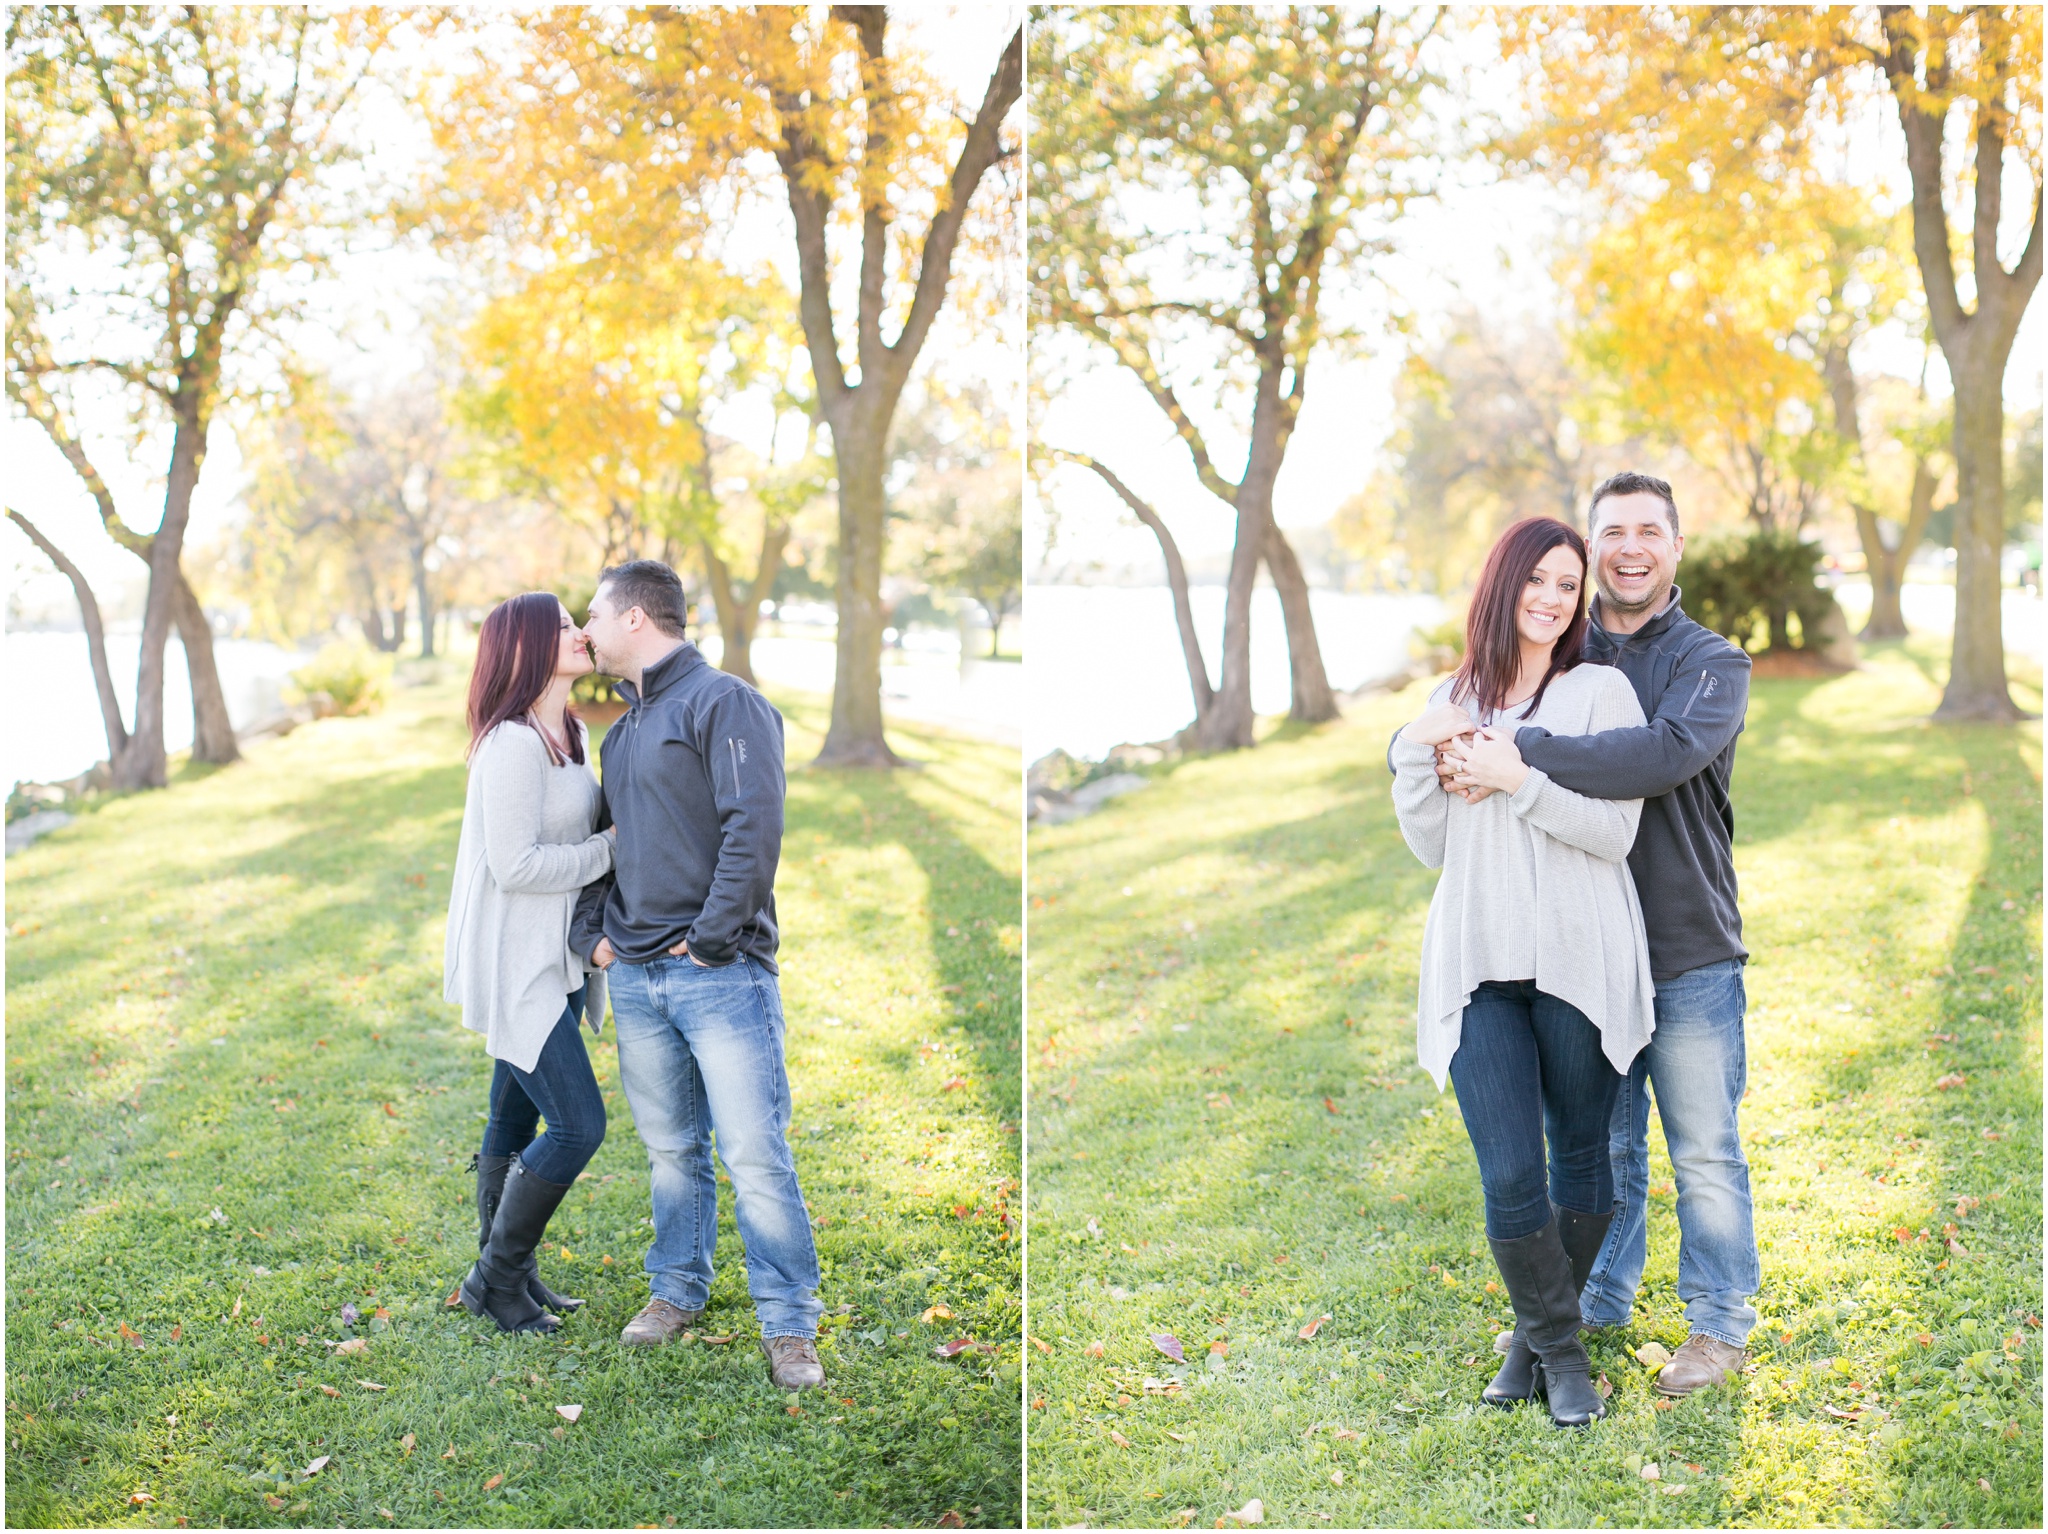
[430,8,1020,765]
[1501,4,2041,718]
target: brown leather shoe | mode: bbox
[761,1335,825,1390]
[618,1297,704,1347]
[1655,1334,1746,1396]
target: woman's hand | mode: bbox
[1443,726,1529,795]
[1402,701,1475,747]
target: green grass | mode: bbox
[1024,639,2042,1528]
[5,669,1022,1529]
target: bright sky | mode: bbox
[1031,28,2046,576]
[5,6,1023,612]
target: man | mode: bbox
[1443,472,1760,1397]
[571,559,825,1391]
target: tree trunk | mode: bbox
[112,419,207,790]
[1853,457,1940,641]
[413,545,436,659]
[816,428,900,766]
[7,509,129,763]
[1070,455,1213,734]
[1937,370,2021,720]
[1261,522,1338,723]
[173,572,240,764]
[698,539,755,686]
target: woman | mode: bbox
[444,592,614,1333]
[1390,516,1655,1427]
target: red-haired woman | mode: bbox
[1390,517,1655,1427]
[443,592,614,1333]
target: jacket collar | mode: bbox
[1590,584,1687,648]
[615,638,703,707]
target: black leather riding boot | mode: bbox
[1489,1214,1609,1427]
[473,1153,583,1313]
[461,1161,574,1333]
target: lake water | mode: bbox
[5,631,305,790]
[5,626,1021,793]
[1025,585,1447,762]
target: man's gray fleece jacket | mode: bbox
[1387,588,1751,983]
[570,640,784,971]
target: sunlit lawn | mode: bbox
[5,666,1022,1529]
[1024,638,2041,1529]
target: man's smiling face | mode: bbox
[1589,490,1683,618]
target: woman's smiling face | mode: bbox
[1518,543,1584,649]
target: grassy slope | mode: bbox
[1024,640,2041,1529]
[5,670,1022,1530]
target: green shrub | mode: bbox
[1682,527,1838,652]
[1413,616,1466,659]
[289,641,391,716]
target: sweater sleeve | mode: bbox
[476,726,614,896]
[569,776,615,963]
[1514,637,1749,800]
[1506,670,1646,862]
[681,685,786,966]
[1389,685,1455,869]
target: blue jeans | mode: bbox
[1448,981,1625,1240]
[607,954,821,1340]
[1580,958,1759,1347]
[480,986,607,1186]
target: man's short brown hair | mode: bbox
[1588,471,1680,538]
[597,560,688,638]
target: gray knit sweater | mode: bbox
[1391,664,1657,1089]
[443,719,613,1073]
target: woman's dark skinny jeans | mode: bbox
[479,986,607,1187]
[1448,980,1623,1240]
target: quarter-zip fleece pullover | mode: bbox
[1513,589,1750,981]
[570,640,784,971]
[1384,587,1750,983]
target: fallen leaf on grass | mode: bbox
[441,1446,457,1461]
[446,1291,463,1308]
[231,1296,242,1318]
[335,1337,368,1357]
[264,1495,288,1510]
[1323,1096,1338,1115]
[920,1305,955,1324]
[1152,1332,1186,1363]
[483,1474,504,1491]
[1333,1428,1358,1441]
[1935,1073,1967,1090]
[556,1405,582,1423]
[551,1427,566,1441]
[700,1334,736,1345]
[383,1103,397,1117]
[940,1077,967,1092]
[1915,1332,1933,1346]
[400,1434,415,1455]
[1298,1315,1330,1341]
[1083,1341,1105,1357]
[118,1322,144,1348]
[128,1492,154,1505]
[1639,1462,1661,1481]
[1633,1341,1672,1370]
[1597,1373,1613,1398]
[170,1325,181,1342]
[378,1510,395,1521]
[937,1514,965,1529]
[933,1338,977,1358]
[1221,1498,1264,1525]
[1166,1431,1187,1443]
[1980,1479,1994,1495]
[1141,1377,1182,1396]
[1822,1404,1862,1419]
[303,1456,330,1477]
[318,1385,340,1398]
[1030,1336,1051,1354]
[359,1381,387,1392]
[1108,1430,1131,1448]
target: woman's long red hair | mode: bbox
[1451,517,1590,719]
[467,592,582,765]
